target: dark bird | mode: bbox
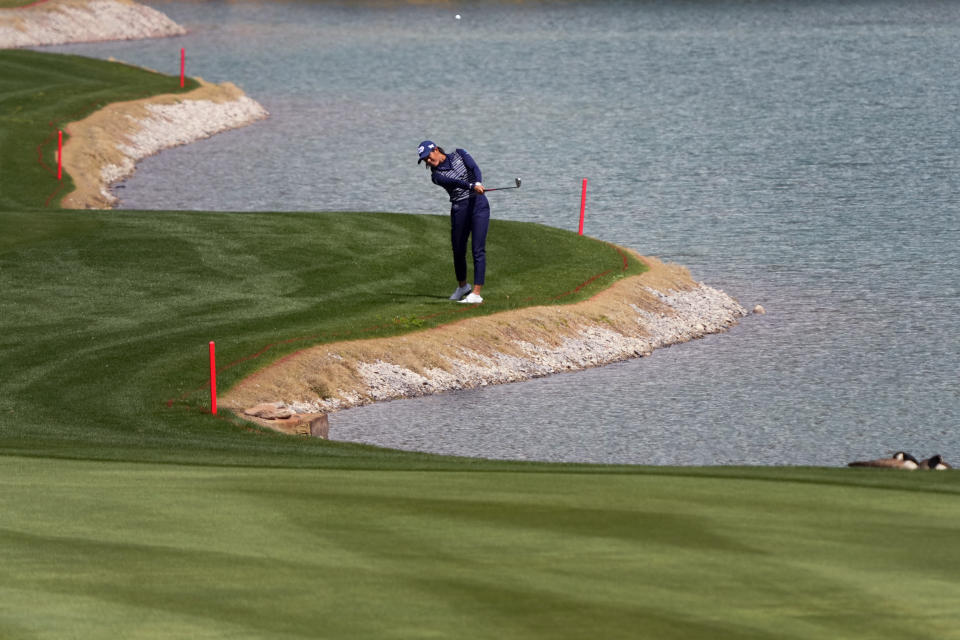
[848,451,919,469]
[918,455,951,470]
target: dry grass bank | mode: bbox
[223,253,747,435]
[61,78,268,209]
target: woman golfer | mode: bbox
[418,140,489,304]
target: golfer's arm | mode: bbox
[459,150,483,184]
[431,173,472,190]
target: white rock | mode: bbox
[292,284,748,413]
[0,0,186,49]
[99,96,269,206]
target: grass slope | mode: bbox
[2,48,959,639]
[0,208,643,465]
[3,458,960,638]
[0,50,645,465]
[0,49,197,210]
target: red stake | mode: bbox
[180,48,185,88]
[57,130,62,180]
[578,178,587,235]
[209,341,217,415]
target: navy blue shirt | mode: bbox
[431,149,483,202]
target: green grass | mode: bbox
[0,49,198,211]
[1,50,644,465]
[3,458,960,639]
[0,208,643,466]
[2,48,959,639]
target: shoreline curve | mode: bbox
[223,253,748,437]
[3,0,270,209]
[7,1,751,440]
[61,77,269,209]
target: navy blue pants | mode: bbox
[450,194,490,286]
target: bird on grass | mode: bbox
[847,451,920,470]
[918,455,952,470]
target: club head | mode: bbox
[515,178,522,188]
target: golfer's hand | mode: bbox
[473,183,485,194]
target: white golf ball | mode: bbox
[455,14,461,20]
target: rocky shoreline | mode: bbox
[0,0,184,48]
[62,79,269,209]
[3,0,269,209]
[6,1,753,438]
[224,256,751,437]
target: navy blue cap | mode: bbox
[417,140,436,163]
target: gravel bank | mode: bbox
[0,0,184,48]
[62,79,268,209]
[4,0,266,209]
[353,284,745,403]
[223,256,749,435]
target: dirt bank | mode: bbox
[0,0,184,48]
[223,254,748,435]
[61,78,268,209]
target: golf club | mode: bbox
[484,177,521,192]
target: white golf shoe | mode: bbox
[458,292,483,304]
[449,284,472,300]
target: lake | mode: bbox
[41,0,960,465]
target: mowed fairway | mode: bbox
[2,50,960,638]
[4,458,960,638]
[0,49,198,211]
[0,207,644,465]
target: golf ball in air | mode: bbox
[455,14,461,20]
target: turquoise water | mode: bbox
[42,1,960,465]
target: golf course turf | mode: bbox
[2,49,959,638]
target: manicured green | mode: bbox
[0,208,643,466]
[1,49,643,466]
[3,457,960,639]
[2,47,959,640]
[0,49,198,211]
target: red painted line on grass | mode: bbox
[415,303,477,322]
[616,245,629,271]
[220,305,477,373]
[36,127,58,177]
[553,270,613,299]
[42,182,67,208]
[224,334,321,369]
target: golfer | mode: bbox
[418,140,489,304]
